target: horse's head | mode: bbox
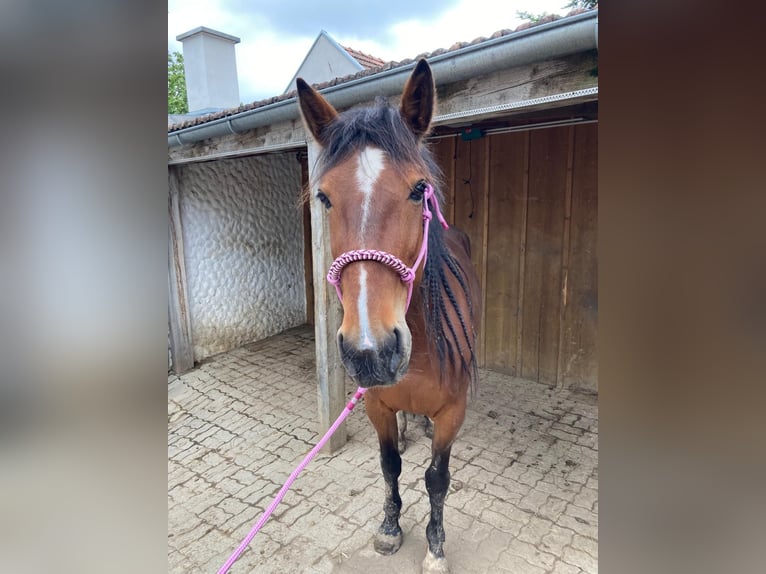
[297,59,437,388]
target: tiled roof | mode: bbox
[168,8,593,133]
[342,45,386,69]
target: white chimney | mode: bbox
[176,26,240,114]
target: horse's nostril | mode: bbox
[393,328,402,354]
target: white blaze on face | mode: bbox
[354,147,385,349]
[356,147,385,239]
[357,266,374,349]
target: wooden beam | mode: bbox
[479,136,490,367]
[556,126,576,389]
[307,142,348,453]
[168,166,195,373]
[515,132,530,377]
[299,152,315,325]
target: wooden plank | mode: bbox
[452,137,488,279]
[479,137,490,367]
[556,127,576,388]
[167,166,195,373]
[520,127,570,384]
[429,137,456,224]
[515,133,530,378]
[452,136,489,364]
[558,123,598,392]
[307,142,348,453]
[299,152,314,325]
[483,131,528,374]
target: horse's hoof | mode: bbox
[373,530,403,555]
[422,550,450,574]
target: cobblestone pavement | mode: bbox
[168,326,598,573]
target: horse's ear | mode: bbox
[296,78,338,146]
[400,59,435,140]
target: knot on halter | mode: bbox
[327,182,448,310]
[422,183,449,231]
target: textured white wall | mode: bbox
[177,154,306,361]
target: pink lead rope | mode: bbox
[326,182,449,309]
[217,182,447,573]
[217,388,366,574]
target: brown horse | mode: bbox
[297,59,481,574]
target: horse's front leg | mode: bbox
[366,397,403,554]
[422,404,465,574]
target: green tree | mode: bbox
[168,51,188,115]
[565,0,598,8]
[518,0,597,23]
[516,10,552,23]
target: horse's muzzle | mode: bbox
[337,328,408,387]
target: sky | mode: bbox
[168,0,578,103]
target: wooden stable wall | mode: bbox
[431,123,597,393]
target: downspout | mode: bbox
[595,16,598,49]
[168,10,598,148]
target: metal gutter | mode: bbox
[168,10,598,149]
[433,86,598,124]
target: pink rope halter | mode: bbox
[326,182,449,310]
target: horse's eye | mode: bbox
[316,191,332,209]
[409,180,427,202]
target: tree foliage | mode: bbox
[168,51,188,115]
[565,0,598,9]
[518,0,597,23]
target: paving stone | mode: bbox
[571,533,598,559]
[168,520,212,551]
[563,544,598,573]
[492,472,532,497]
[560,504,598,540]
[494,550,548,574]
[551,560,584,574]
[506,538,557,570]
[476,527,515,564]
[518,488,550,514]
[537,496,570,522]
[540,524,575,556]
[480,507,525,535]
[198,504,233,526]
[443,507,474,531]
[215,478,248,499]
[572,485,598,511]
[220,503,261,535]
[218,496,250,518]
[517,515,555,545]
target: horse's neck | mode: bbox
[405,286,431,351]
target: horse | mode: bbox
[297,59,481,574]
